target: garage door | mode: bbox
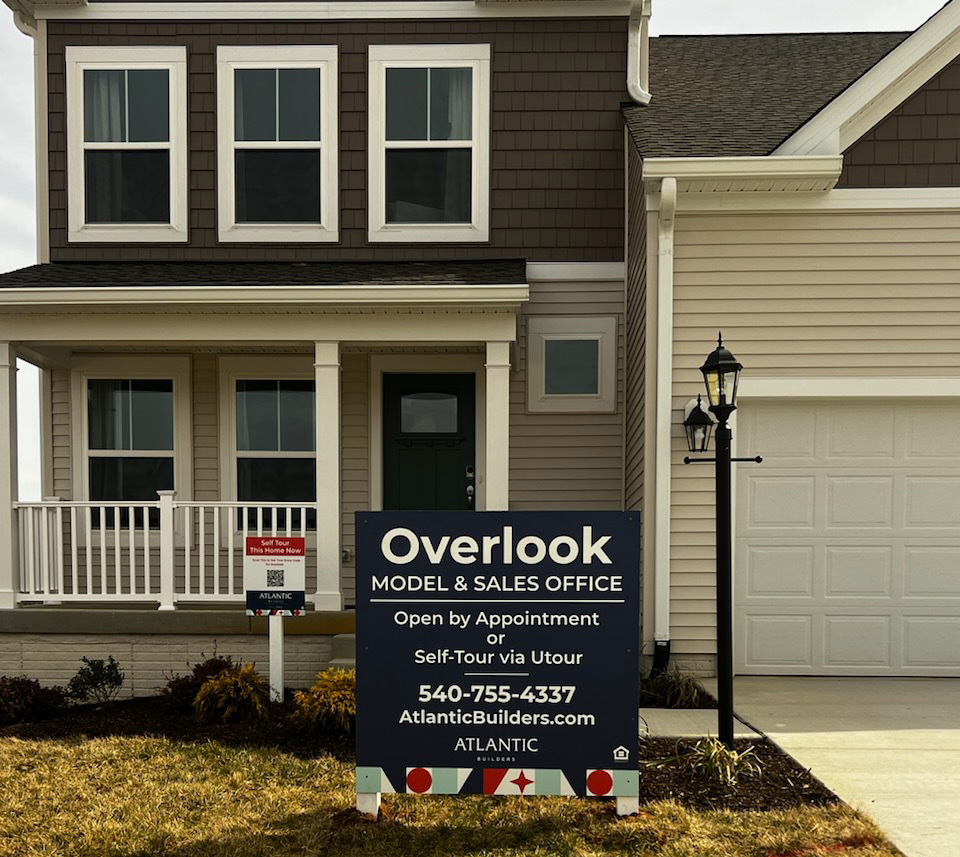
[736,400,960,676]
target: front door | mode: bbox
[382,373,476,510]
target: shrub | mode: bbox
[639,667,712,709]
[677,737,762,786]
[162,652,237,713]
[292,668,356,736]
[0,676,67,725]
[66,656,125,704]
[193,663,268,724]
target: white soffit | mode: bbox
[641,156,843,194]
[775,0,960,156]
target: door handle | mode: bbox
[466,484,475,509]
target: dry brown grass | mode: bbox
[0,736,901,857]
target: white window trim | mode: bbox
[216,45,339,243]
[367,43,490,243]
[217,356,317,504]
[70,355,193,507]
[526,316,617,413]
[65,46,188,243]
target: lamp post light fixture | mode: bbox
[683,334,762,748]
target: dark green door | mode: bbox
[383,373,476,510]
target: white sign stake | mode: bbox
[268,613,284,703]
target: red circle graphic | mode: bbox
[406,767,433,794]
[586,770,614,796]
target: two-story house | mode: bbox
[0,0,644,691]
[2,0,959,691]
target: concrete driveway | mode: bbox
[703,677,960,857]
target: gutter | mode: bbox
[627,0,652,105]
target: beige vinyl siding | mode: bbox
[510,279,625,510]
[193,356,217,501]
[340,352,369,608]
[625,144,646,511]
[51,367,71,499]
[669,210,960,657]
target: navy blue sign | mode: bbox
[356,511,640,799]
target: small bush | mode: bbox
[677,737,762,786]
[639,667,712,709]
[66,656,125,704]
[0,676,67,725]
[193,663,268,724]
[162,652,237,713]
[292,668,356,736]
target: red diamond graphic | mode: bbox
[510,771,534,793]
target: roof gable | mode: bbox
[775,0,960,154]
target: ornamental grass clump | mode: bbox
[292,668,356,736]
[639,667,712,709]
[193,663,268,724]
[162,651,237,713]
[678,736,762,786]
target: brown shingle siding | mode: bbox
[839,54,960,188]
[48,17,626,262]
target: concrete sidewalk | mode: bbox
[702,677,960,857]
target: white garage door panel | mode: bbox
[737,401,960,677]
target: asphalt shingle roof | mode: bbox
[0,259,528,288]
[625,32,911,158]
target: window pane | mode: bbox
[401,392,458,433]
[386,67,427,141]
[237,458,316,503]
[279,68,320,141]
[544,339,600,395]
[385,149,471,223]
[85,150,170,223]
[430,68,472,141]
[235,149,321,223]
[237,380,279,451]
[127,70,169,142]
[88,380,130,450]
[89,456,174,502]
[235,68,277,142]
[130,380,174,450]
[279,380,315,452]
[84,70,126,143]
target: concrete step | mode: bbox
[329,632,356,668]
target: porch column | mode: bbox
[0,344,18,608]
[485,341,511,511]
[314,341,342,611]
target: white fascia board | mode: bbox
[740,376,960,400]
[775,0,960,156]
[35,0,630,19]
[642,156,843,192]
[665,186,960,214]
[0,284,530,308]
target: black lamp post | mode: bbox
[683,334,761,748]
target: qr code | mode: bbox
[266,569,285,588]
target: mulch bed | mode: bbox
[1,698,838,812]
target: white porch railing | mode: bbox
[13,495,318,609]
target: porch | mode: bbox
[0,260,528,614]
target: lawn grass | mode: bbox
[0,736,900,857]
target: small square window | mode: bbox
[527,317,617,413]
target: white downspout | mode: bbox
[627,0,652,105]
[654,177,676,647]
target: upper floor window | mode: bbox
[368,44,490,243]
[66,47,187,243]
[217,46,339,243]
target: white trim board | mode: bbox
[526,262,625,282]
[658,187,960,215]
[34,1,632,20]
[776,0,960,155]
[642,156,842,194]
[740,377,960,400]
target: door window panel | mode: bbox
[401,392,458,434]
